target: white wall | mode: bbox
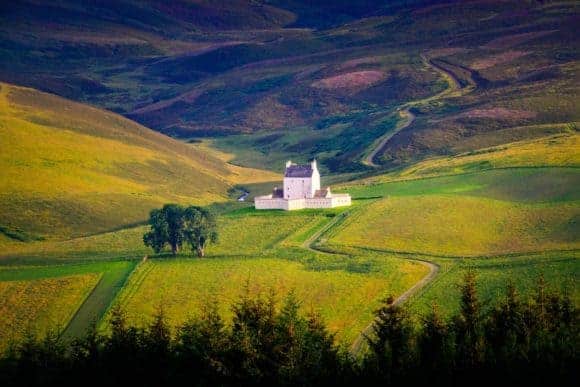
[255,195,351,210]
[310,169,320,197]
[255,197,287,210]
[284,178,312,199]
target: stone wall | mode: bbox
[255,194,351,210]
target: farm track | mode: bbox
[300,203,441,357]
[361,52,472,168]
[348,259,439,356]
[362,110,416,168]
[60,260,139,342]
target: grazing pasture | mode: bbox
[407,251,580,317]
[331,195,579,256]
[110,256,428,345]
[0,273,100,352]
[210,211,322,255]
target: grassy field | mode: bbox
[110,256,428,345]
[0,261,137,347]
[331,195,578,257]
[0,165,577,350]
[394,133,580,179]
[210,210,323,255]
[0,273,100,352]
[407,251,580,317]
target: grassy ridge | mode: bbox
[0,82,277,241]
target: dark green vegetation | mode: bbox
[143,204,218,256]
[0,275,576,387]
[1,1,578,172]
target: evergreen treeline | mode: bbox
[0,274,577,387]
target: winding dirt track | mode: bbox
[348,258,439,357]
[361,52,469,168]
[363,109,416,168]
[301,207,440,357]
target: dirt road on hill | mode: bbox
[348,258,440,357]
[361,51,471,168]
[362,109,415,168]
[302,207,440,357]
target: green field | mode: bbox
[0,273,100,352]
[0,261,137,349]
[111,256,427,345]
[0,0,579,354]
[1,162,578,350]
[331,195,578,256]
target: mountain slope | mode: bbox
[0,82,276,241]
[0,0,578,173]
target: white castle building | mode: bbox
[255,160,351,210]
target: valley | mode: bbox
[0,0,578,365]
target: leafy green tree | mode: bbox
[183,206,218,257]
[143,208,169,253]
[164,204,186,255]
[143,204,218,256]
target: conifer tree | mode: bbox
[366,296,413,381]
[453,271,484,368]
[419,303,451,376]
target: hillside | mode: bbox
[0,0,578,173]
[0,82,276,241]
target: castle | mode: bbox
[254,160,351,210]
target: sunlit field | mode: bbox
[0,273,100,352]
[110,256,428,345]
[330,195,579,256]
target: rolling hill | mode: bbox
[0,82,277,242]
[0,0,578,358]
[0,0,578,173]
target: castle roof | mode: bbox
[313,189,329,198]
[285,164,314,178]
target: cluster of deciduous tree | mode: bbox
[143,204,218,257]
[0,275,577,387]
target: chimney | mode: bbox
[286,160,292,168]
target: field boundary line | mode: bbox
[352,246,580,261]
[107,256,152,312]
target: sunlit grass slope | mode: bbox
[111,257,428,345]
[0,82,276,241]
[0,209,323,262]
[331,195,579,257]
[395,133,580,179]
[0,273,101,352]
[408,251,579,317]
